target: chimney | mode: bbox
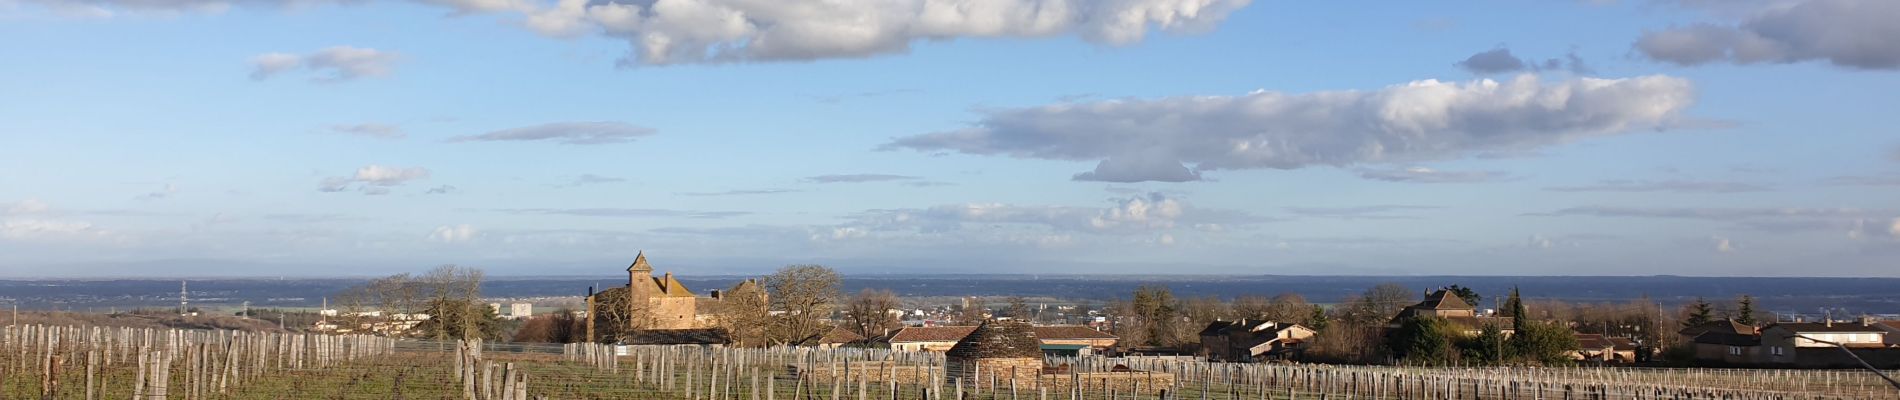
[1826,319,1833,327]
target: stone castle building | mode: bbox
[585,252,766,341]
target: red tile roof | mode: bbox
[887,326,977,343]
[1031,326,1117,340]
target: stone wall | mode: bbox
[649,297,700,329]
[945,358,1041,386]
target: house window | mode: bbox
[1770,346,1784,356]
[1728,346,1741,356]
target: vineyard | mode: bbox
[3,324,1896,399]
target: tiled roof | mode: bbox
[1416,290,1473,310]
[887,326,977,343]
[1678,319,1756,337]
[1032,326,1117,340]
[656,274,695,297]
[627,252,652,272]
[1575,334,1613,349]
[1692,331,1760,346]
[1442,316,1512,331]
[1765,322,1888,333]
[947,321,1043,359]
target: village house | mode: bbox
[1756,321,1896,368]
[1198,319,1315,362]
[1387,289,1514,337]
[1682,318,1900,368]
[872,325,1119,355]
[1570,334,1640,363]
[1879,320,1900,346]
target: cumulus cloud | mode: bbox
[1285,205,1441,220]
[1712,236,1737,252]
[843,192,1269,235]
[5,199,50,215]
[318,165,431,194]
[449,122,654,145]
[1545,179,1771,193]
[250,46,399,82]
[496,208,749,219]
[1355,166,1506,183]
[803,174,919,184]
[680,189,800,196]
[1825,175,1900,186]
[523,0,1254,66]
[0,220,97,239]
[1635,0,1900,70]
[565,174,626,187]
[884,75,1696,183]
[1845,218,1900,241]
[328,123,404,139]
[1531,206,1873,219]
[428,224,478,243]
[1455,47,1591,75]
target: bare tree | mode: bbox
[711,280,772,347]
[765,264,841,345]
[846,288,902,340]
[1232,295,1271,320]
[1265,293,1311,324]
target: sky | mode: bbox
[1,0,1897,278]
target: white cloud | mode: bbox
[523,0,1254,66]
[5,199,49,215]
[449,121,654,145]
[328,123,404,139]
[353,165,430,185]
[885,74,1696,183]
[318,165,431,194]
[1712,236,1736,252]
[1544,179,1771,193]
[804,174,919,184]
[250,46,399,82]
[0,219,99,240]
[1356,166,1506,183]
[845,192,1264,235]
[1635,0,1900,70]
[428,224,478,243]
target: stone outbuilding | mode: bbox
[945,320,1043,386]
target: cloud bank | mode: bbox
[1635,0,1900,70]
[451,122,655,145]
[885,74,1696,182]
[250,46,398,82]
[524,0,1255,66]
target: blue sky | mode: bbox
[1,0,1897,277]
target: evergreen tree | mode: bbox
[1386,316,1454,365]
[1508,320,1580,365]
[1682,297,1714,328]
[1442,285,1481,306]
[1307,305,1329,331]
[1735,295,1758,325]
[1460,323,1508,366]
[1505,287,1527,331]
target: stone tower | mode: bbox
[627,251,656,301]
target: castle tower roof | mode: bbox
[628,251,652,273]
